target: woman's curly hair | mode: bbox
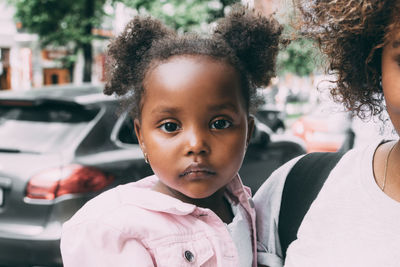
[104,5,283,118]
[294,0,400,119]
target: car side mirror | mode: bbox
[250,121,271,147]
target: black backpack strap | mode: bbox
[278,151,344,258]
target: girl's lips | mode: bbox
[179,163,216,178]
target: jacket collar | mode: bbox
[117,174,252,216]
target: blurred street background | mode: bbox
[0,0,395,152]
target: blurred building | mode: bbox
[0,0,287,91]
[0,1,109,90]
[0,2,37,90]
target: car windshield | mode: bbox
[0,103,99,154]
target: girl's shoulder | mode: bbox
[62,176,159,232]
[254,142,380,266]
[62,175,199,235]
[254,155,303,206]
[254,139,382,202]
[253,140,381,222]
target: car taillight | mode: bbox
[26,165,114,200]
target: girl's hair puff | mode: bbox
[104,16,175,97]
[294,0,400,119]
[105,4,283,118]
[214,6,283,89]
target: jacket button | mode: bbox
[184,250,195,263]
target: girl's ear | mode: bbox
[246,115,255,148]
[134,118,150,164]
[134,118,145,150]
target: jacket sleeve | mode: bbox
[253,156,302,267]
[60,221,154,267]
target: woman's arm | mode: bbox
[254,156,302,267]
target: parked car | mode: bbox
[291,102,354,152]
[0,84,306,266]
[255,105,286,133]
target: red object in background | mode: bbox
[26,165,114,200]
[291,104,352,153]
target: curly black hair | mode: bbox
[294,0,400,119]
[104,5,283,118]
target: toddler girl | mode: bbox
[61,5,282,267]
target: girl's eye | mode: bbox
[211,119,232,130]
[160,122,179,133]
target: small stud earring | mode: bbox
[143,152,149,164]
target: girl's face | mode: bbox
[134,56,253,201]
[382,29,400,134]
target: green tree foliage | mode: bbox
[277,36,321,77]
[12,0,105,46]
[119,0,238,33]
[11,0,107,82]
[10,0,239,82]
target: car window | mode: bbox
[0,103,99,154]
[117,114,139,145]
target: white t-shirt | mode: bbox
[226,194,253,267]
[254,140,400,267]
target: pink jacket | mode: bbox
[60,174,257,267]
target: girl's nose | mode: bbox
[184,128,211,156]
